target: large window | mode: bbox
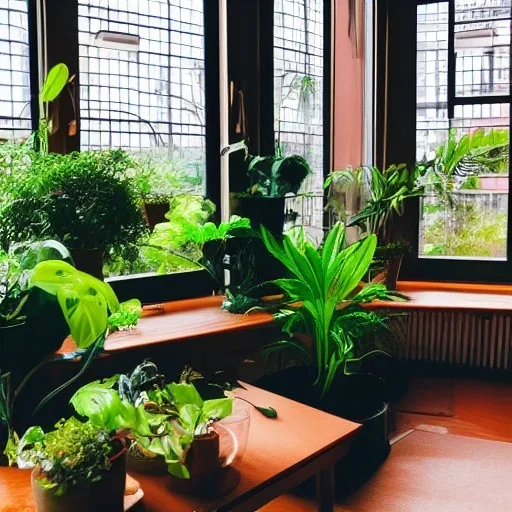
[78,0,206,192]
[0,0,32,141]
[417,0,511,261]
[274,0,325,242]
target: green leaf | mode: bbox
[40,63,69,102]
[199,398,232,425]
[255,406,278,418]
[166,382,203,409]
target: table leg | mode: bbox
[316,465,335,512]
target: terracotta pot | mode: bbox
[126,444,167,474]
[169,432,221,494]
[70,248,104,280]
[31,453,126,512]
[144,202,170,231]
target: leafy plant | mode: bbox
[16,417,117,496]
[0,149,147,253]
[261,223,407,397]
[325,164,424,244]
[70,374,233,479]
[108,298,142,332]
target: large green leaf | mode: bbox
[199,398,233,426]
[40,63,69,102]
[56,283,109,348]
[166,382,203,409]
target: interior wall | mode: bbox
[333,0,365,170]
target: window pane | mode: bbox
[0,0,32,141]
[417,3,510,261]
[455,0,511,22]
[455,18,510,97]
[78,0,206,193]
[274,0,324,244]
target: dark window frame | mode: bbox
[382,0,512,283]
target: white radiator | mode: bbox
[391,311,512,370]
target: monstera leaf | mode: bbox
[30,260,119,348]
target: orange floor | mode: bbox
[262,377,512,512]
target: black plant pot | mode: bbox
[144,202,170,231]
[231,196,286,238]
[254,366,391,491]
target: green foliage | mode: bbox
[423,203,507,258]
[108,299,142,333]
[0,149,147,252]
[40,64,69,103]
[70,372,233,479]
[246,154,311,197]
[261,223,407,396]
[325,164,423,243]
[421,128,510,204]
[30,259,119,348]
[16,418,113,496]
[142,194,254,276]
[221,290,261,314]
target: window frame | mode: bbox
[381,0,512,283]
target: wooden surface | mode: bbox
[58,296,275,355]
[132,383,360,512]
[0,384,360,512]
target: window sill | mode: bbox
[369,281,512,312]
[59,296,275,355]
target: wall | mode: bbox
[333,0,364,170]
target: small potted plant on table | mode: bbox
[17,417,128,512]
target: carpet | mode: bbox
[339,429,512,511]
[395,376,455,417]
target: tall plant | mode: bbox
[261,223,406,396]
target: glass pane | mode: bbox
[455,0,511,23]
[78,0,206,190]
[417,3,510,261]
[274,0,324,244]
[0,0,32,141]
[455,19,510,97]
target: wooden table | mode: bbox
[133,384,361,512]
[0,384,360,512]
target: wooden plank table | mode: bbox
[0,384,360,512]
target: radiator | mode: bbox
[391,311,512,370]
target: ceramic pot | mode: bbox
[31,453,126,512]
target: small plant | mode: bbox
[16,417,120,496]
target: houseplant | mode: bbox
[70,370,247,495]
[0,240,138,463]
[231,142,311,236]
[0,149,147,279]
[325,164,424,288]
[16,417,128,512]
[255,223,407,483]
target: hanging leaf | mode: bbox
[40,63,69,102]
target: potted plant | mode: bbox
[134,155,201,231]
[325,164,424,289]
[255,223,407,485]
[0,240,140,463]
[16,417,128,512]
[0,149,147,279]
[70,369,249,495]
[231,142,311,236]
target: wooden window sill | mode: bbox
[59,296,275,355]
[368,281,512,312]
[58,282,512,356]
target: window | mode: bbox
[417,0,511,261]
[0,0,32,141]
[274,0,325,243]
[78,0,206,192]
